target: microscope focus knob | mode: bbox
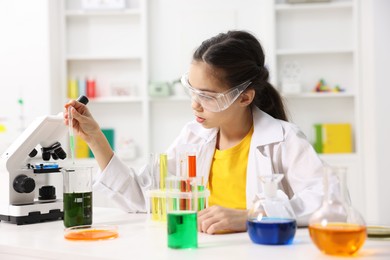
[13,175,36,193]
[39,185,56,200]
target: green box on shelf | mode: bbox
[149,82,172,97]
[313,124,323,154]
[89,128,115,158]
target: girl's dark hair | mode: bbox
[193,30,288,121]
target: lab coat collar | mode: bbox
[246,108,285,209]
[186,120,218,143]
[252,107,284,145]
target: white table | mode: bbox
[0,208,389,260]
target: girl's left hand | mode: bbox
[197,205,248,234]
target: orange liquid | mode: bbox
[65,229,118,241]
[309,223,367,256]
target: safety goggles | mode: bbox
[180,73,252,112]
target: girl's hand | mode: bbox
[64,100,100,144]
[197,205,248,234]
[64,99,114,171]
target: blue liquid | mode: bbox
[247,217,297,245]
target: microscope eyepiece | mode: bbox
[42,151,51,161]
[54,147,67,160]
[51,153,59,160]
[29,148,38,158]
[41,142,67,161]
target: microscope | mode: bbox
[0,96,88,225]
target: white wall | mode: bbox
[361,0,390,225]
[373,1,390,225]
[148,0,269,83]
[148,0,271,153]
[0,0,54,153]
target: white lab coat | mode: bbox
[94,107,325,226]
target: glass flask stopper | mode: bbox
[247,174,297,245]
[309,166,367,256]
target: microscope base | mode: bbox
[0,210,63,225]
[0,201,63,225]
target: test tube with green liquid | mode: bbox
[198,183,206,211]
[68,106,75,164]
[188,155,206,211]
[67,95,89,165]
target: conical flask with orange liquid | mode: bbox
[309,166,367,256]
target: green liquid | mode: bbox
[198,185,206,210]
[63,192,93,228]
[69,135,75,162]
[167,211,197,249]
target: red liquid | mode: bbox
[86,79,96,98]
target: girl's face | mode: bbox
[187,61,247,129]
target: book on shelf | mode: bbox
[313,123,352,154]
[75,128,115,159]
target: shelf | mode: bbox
[276,48,354,56]
[66,55,142,61]
[275,2,353,12]
[275,1,354,51]
[65,9,141,17]
[282,92,355,99]
[89,96,143,103]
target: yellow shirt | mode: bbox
[208,126,254,209]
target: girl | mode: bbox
[64,30,324,234]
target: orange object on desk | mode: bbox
[64,225,118,241]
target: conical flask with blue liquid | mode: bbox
[247,174,297,245]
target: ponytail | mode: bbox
[252,81,288,121]
[193,30,288,121]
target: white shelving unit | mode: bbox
[271,0,364,212]
[56,0,366,211]
[60,0,266,166]
[60,0,150,165]
[271,0,360,152]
